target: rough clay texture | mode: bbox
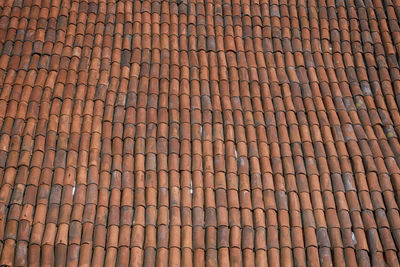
[1,0,400,266]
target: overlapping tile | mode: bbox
[1,0,400,266]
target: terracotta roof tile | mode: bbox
[1,0,400,265]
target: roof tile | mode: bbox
[0,0,400,265]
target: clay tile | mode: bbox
[0,1,399,264]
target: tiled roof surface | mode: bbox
[1,0,400,266]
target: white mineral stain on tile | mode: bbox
[352,232,357,245]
